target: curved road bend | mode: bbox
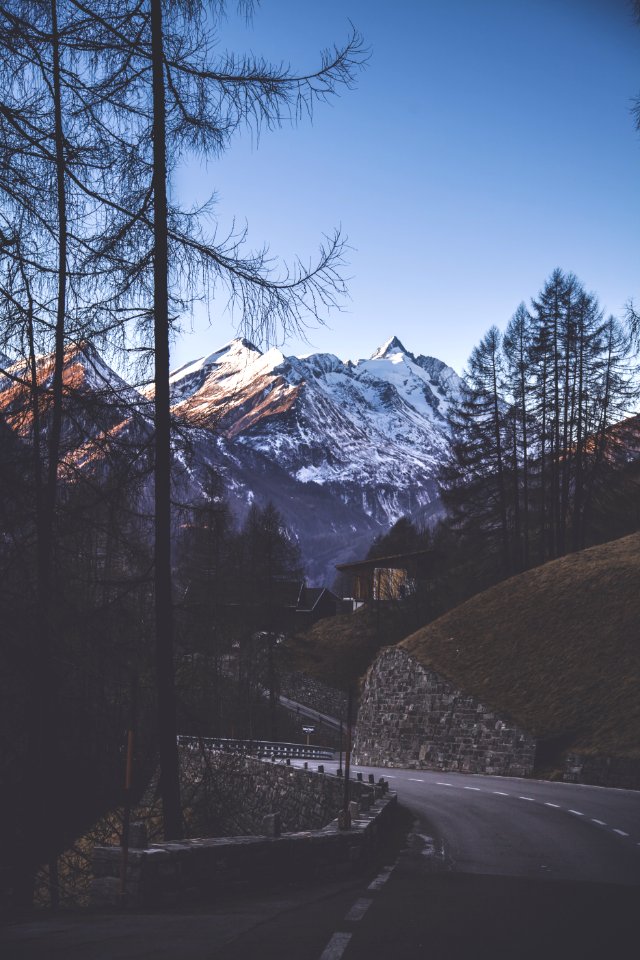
[309,762,640,960]
[3,764,638,960]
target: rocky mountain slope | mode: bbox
[0,336,462,583]
[167,335,461,580]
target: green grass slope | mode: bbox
[401,532,640,759]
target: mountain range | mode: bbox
[0,336,462,583]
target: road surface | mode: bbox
[310,762,640,960]
[3,762,639,959]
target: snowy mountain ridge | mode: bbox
[163,334,462,579]
[0,335,462,583]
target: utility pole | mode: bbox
[340,687,353,829]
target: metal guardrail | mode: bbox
[177,735,335,761]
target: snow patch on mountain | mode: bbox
[0,333,461,584]
[166,335,461,578]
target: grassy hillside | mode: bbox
[401,532,640,759]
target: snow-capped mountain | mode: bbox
[166,335,462,580]
[0,336,462,583]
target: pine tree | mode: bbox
[503,303,533,569]
[440,326,510,578]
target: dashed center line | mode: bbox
[519,796,535,801]
[319,932,352,960]
[493,790,510,796]
[436,782,453,787]
[464,786,481,791]
[345,897,374,922]
[544,802,561,808]
[408,778,424,782]
[568,810,584,816]
[592,819,606,826]
[368,866,395,891]
[613,829,629,837]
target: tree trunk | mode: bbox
[16,0,68,906]
[150,0,181,841]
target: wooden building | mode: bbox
[335,549,442,602]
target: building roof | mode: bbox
[335,549,443,578]
[298,586,340,612]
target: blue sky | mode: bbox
[171,0,640,376]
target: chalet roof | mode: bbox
[298,586,340,612]
[335,549,443,578]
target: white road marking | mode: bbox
[464,786,481,791]
[519,796,535,801]
[319,932,352,960]
[568,810,584,816]
[384,775,397,779]
[544,802,560,808]
[436,782,453,787]
[345,898,374,922]
[368,866,395,891]
[592,819,606,826]
[613,829,629,837]
[408,778,424,782]
[493,790,510,796]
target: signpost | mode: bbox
[302,724,315,746]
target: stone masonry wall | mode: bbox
[280,671,348,722]
[91,791,397,909]
[353,647,536,777]
[177,747,371,838]
[563,752,640,790]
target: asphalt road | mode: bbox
[3,763,639,960]
[367,765,640,885]
[296,761,640,959]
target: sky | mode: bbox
[171,0,640,377]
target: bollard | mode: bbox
[129,822,148,849]
[318,764,324,773]
[368,774,375,784]
[357,772,363,782]
[336,767,343,777]
[286,758,291,765]
[303,761,308,770]
[262,813,281,837]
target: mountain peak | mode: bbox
[370,336,410,360]
[202,336,262,367]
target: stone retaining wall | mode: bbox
[179,749,370,837]
[354,647,536,777]
[280,671,348,722]
[563,753,640,790]
[91,788,396,908]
